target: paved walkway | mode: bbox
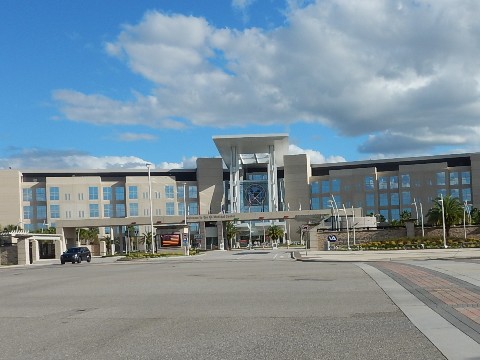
[298,248,480,359]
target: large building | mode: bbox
[0,134,479,250]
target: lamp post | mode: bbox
[412,198,419,225]
[463,201,469,241]
[419,202,424,237]
[183,182,189,255]
[331,195,340,230]
[342,204,351,250]
[439,194,447,248]
[146,163,155,253]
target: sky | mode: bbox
[2,0,480,170]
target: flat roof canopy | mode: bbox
[213,134,289,169]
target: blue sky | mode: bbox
[2,0,480,170]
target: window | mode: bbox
[37,205,46,219]
[436,172,446,186]
[115,204,125,217]
[65,211,72,219]
[166,202,175,215]
[104,204,112,218]
[177,186,184,199]
[103,187,112,200]
[64,193,71,201]
[165,185,174,199]
[115,187,125,201]
[389,176,398,189]
[311,182,320,194]
[50,205,60,218]
[155,191,161,199]
[450,188,459,199]
[449,172,459,186]
[401,174,410,188]
[331,179,340,193]
[178,202,185,215]
[129,186,138,200]
[50,187,59,201]
[379,209,389,222]
[379,193,388,207]
[23,188,32,201]
[23,206,32,219]
[188,202,198,215]
[378,176,388,190]
[390,193,399,206]
[365,176,374,191]
[401,191,411,205]
[89,204,99,218]
[78,210,85,218]
[36,188,46,202]
[391,208,400,221]
[461,171,471,185]
[322,180,330,194]
[189,185,198,199]
[78,193,84,201]
[89,186,99,200]
[322,197,330,209]
[104,227,110,235]
[366,193,375,207]
[462,188,472,202]
[129,203,139,216]
[311,198,320,210]
[437,189,447,198]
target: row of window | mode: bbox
[23,202,199,220]
[311,188,472,211]
[311,171,471,194]
[23,185,198,202]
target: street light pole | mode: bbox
[331,194,339,231]
[183,182,189,255]
[440,194,447,248]
[351,206,356,246]
[412,198,419,225]
[419,202,424,237]
[146,163,155,253]
[463,200,468,241]
[342,204,351,250]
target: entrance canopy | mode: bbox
[213,134,289,168]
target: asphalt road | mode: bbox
[0,250,446,360]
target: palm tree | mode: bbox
[225,221,238,250]
[142,231,152,252]
[427,195,463,237]
[267,225,284,246]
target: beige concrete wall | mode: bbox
[471,154,480,208]
[196,158,224,214]
[284,154,311,242]
[0,170,22,228]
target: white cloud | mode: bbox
[288,144,345,164]
[158,156,198,169]
[0,148,180,170]
[117,132,157,142]
[53,1,480,157]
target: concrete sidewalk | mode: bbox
[296,248,480,262]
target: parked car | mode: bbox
[60,247,91,264]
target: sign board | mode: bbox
[182,233,188,246]
[327,234,337,242]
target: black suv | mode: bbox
[60,247,92,264]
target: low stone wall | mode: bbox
[311,225,480,249]
[0,246,18,265]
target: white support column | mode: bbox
[268,145,278,211]
[229,146,240,213]
[31,239,40,263]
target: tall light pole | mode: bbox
[351,206,356,246]
[331,194,339,230]
[463,200,469,241]
[412,198,419,225]
[439,194,447,248]
[183,182,189,255]
[342,204,351,250]
[146,163,155,253]
[419,202,424,237]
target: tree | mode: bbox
[77,227,99,245]
[143,231,152,252]
[225,221,238,249]
[471,207,480,225]
[426,195,463,237]
[4,224,22,232]
[400,210,412,225]
[267,225,284,245]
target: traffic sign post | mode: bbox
[183,233,189,256]
[327,234,337,251]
